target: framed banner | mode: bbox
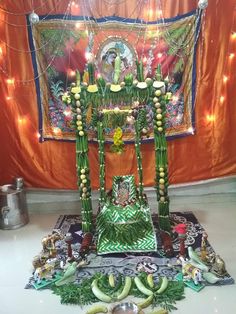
[28,11,200,142]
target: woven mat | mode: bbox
[25,211,234,289]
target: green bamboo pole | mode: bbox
[69,79,93,232]
[97,121,106,204]
[134,122,144,197]
[152,81,171,232]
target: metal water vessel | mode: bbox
[0,178,29,230]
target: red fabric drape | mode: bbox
[0,0,236,189]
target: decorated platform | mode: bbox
[25,212,234,312]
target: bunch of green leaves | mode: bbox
[152,280,185,312]
[51,272,184,311]
[51,274,99,306]
[102,111,128,129]
[97,210,150,245]
[110,143,125,154]
[51,273,126,306]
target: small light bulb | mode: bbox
[142,56,147,63]
[206,114,215,122]
[18,117,27,125]
[172,95,179,102]
[223,75,228,83]
[85,51,94,62]
[36,132,41,138]
[68,69,76,77]
[157,53,163,58]
[220,96,225,103]
[52,127,61,134]
[75,22,81,29]
[6,78,15,85]
[229,53,235,59]
[187,127,194,134]
[114,107,120,113]
[231,32,236,39]
[63,108,71,117]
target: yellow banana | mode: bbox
[108,274,115,288]
[137,294,154,310]
[86,304,108,314]
[147,273,154,288]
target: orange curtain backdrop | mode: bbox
[0,0,236,190]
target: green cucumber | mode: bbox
[203,272,221,284]
[116,276,132,301]
[134,277,154,296]
[156,276,168,294]
[91,279,112,303]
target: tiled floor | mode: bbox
[0,194,236,314]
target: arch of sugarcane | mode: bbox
[65,59,172,252]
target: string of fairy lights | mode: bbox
[0,0,235,139]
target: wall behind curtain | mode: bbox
[0,0,236,190]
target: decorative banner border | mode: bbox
[27,11,200,142]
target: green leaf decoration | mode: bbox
[50,80,64,100]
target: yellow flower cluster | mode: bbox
[113,127,123,146]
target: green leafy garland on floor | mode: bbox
[51,272,185,312]
[64,60,173,232]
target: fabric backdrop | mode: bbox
[0,0,236,190]
[30,11,197,142]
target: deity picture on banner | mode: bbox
[96,37,137,83]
